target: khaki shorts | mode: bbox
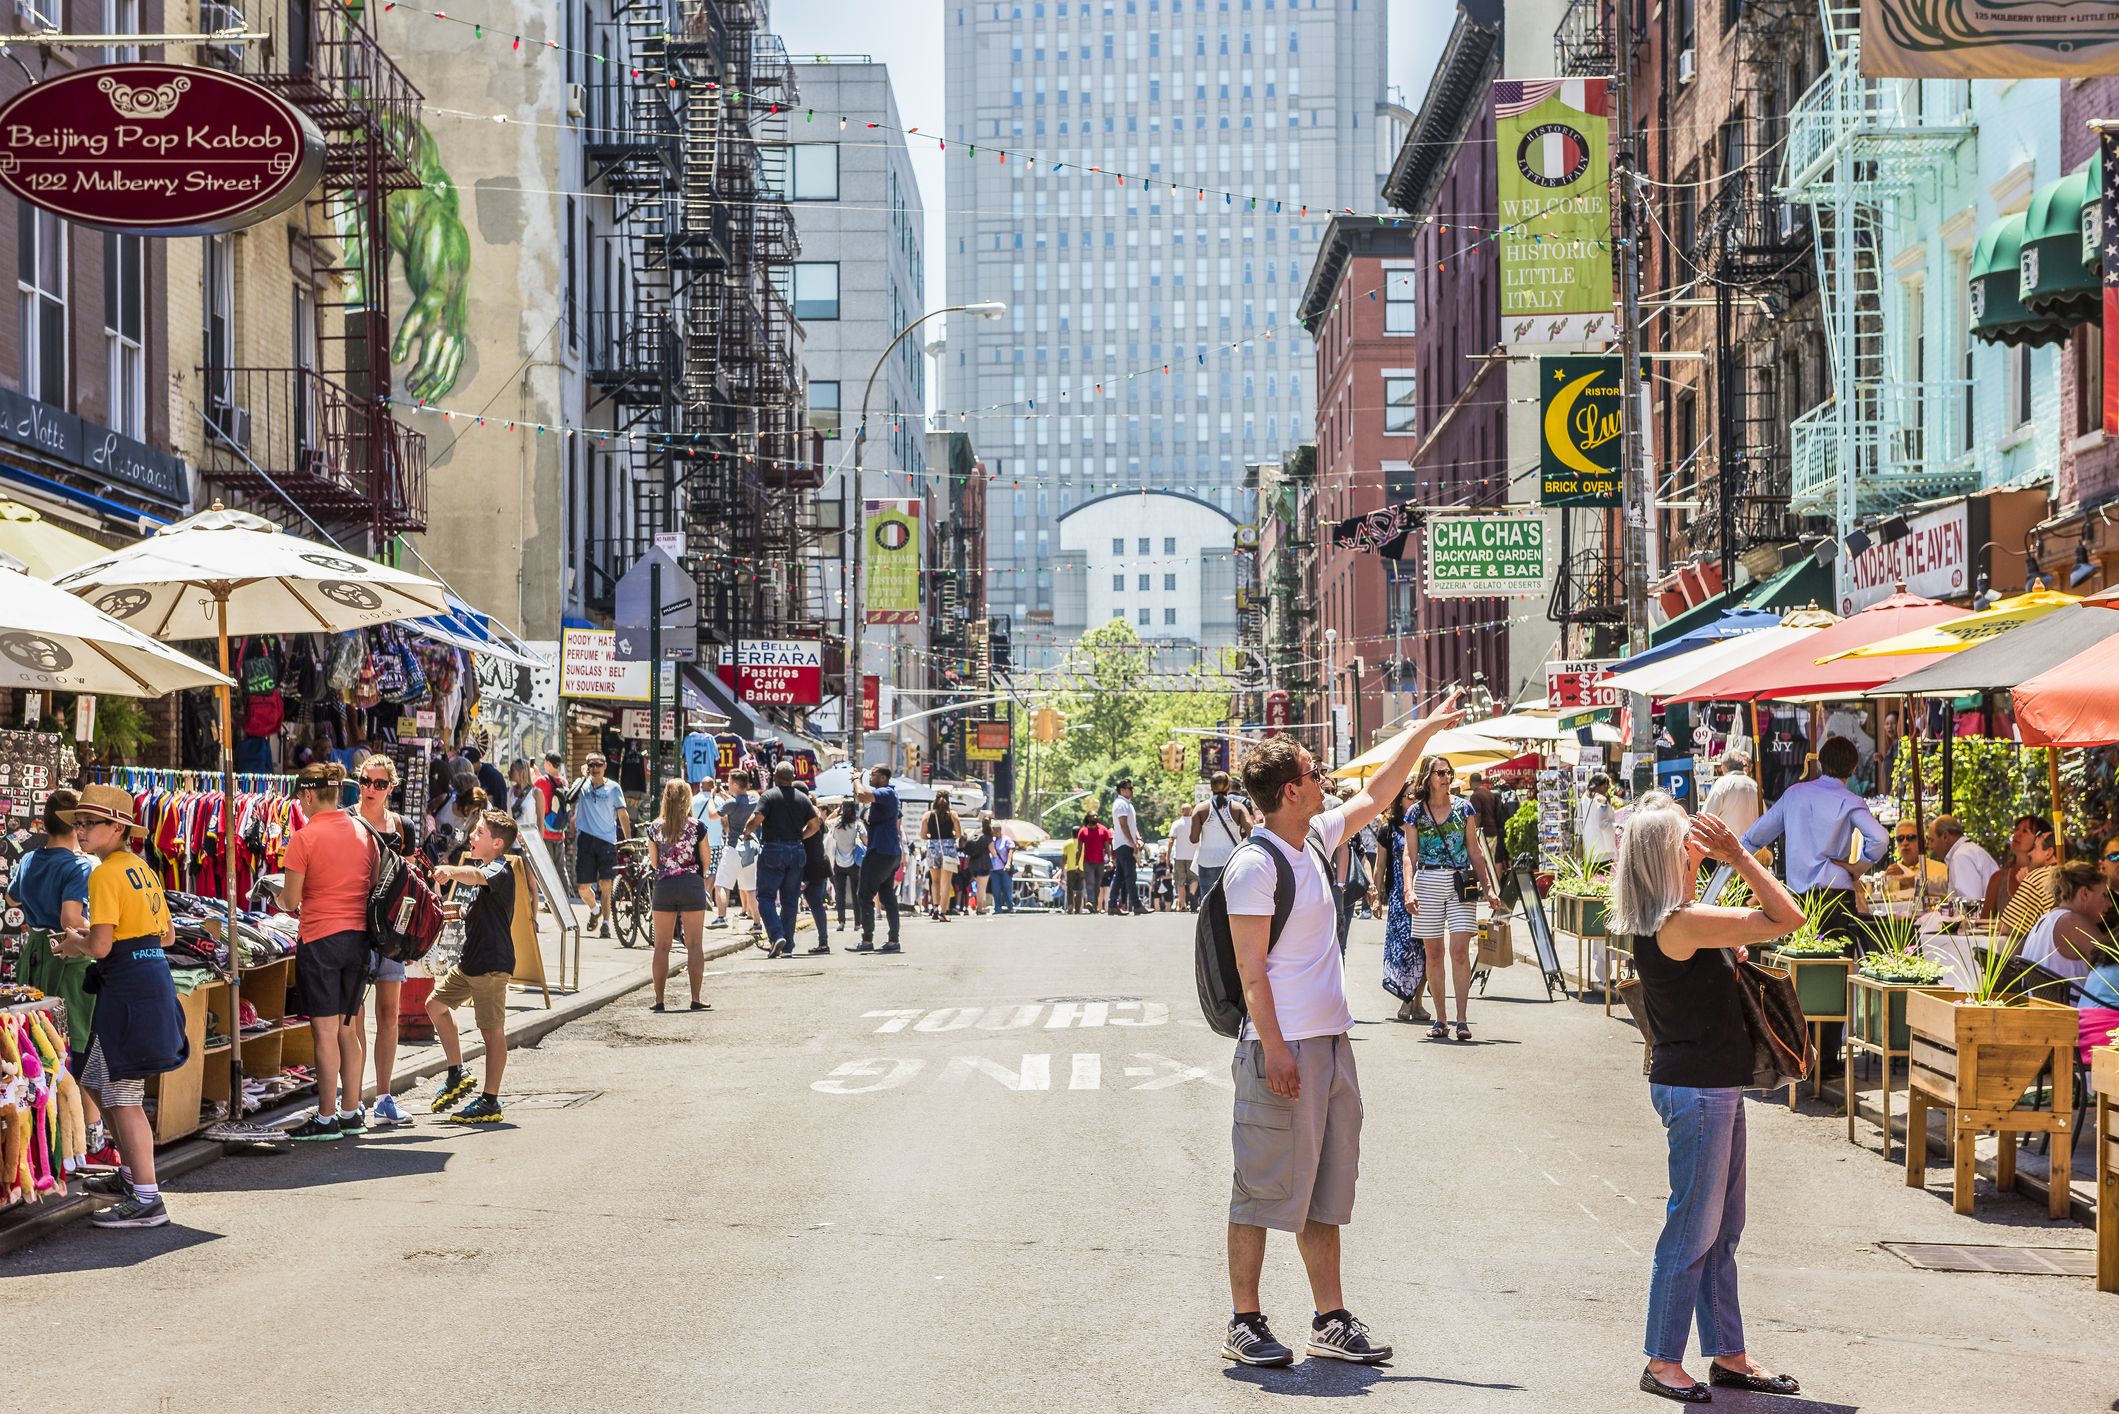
[1172,858,1195,891]
[430,967,511,1032]
[1229,1034,1363,1232]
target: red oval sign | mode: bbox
[0,62,325,236]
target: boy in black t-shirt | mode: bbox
[426,811,519,1125]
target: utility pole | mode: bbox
[1612,0,1656,798]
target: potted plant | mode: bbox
[1851,913,1945,1053]
[1765,894,1855,1017]
[1550,852,1612,939]
[1501,800,1540,906]
[1905,930,2079,1217]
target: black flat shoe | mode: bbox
[1640,1367,1711,1404]
[1709,1365,1798,1395]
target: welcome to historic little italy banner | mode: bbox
[1862,0,2119,78]
[1424,515,1554,599]
[1494,78,1614,347]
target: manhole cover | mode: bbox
[497,1090,603,1111]
[1879,1242,2094,1276]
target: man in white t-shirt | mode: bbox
[1169,809,1200,910]
[1108,780,1146,915]
[1218,690,1465,1371]
[1191,771,1252,907]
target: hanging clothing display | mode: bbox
[95,769,302,905]
[0,1002,86,1211]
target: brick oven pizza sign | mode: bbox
[0,63,326,235]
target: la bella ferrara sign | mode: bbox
[0,63,324,235]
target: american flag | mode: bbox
[1493,78,1610,120]
[2103,127,2119,435]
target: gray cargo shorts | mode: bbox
[1228,1033,1363,1232]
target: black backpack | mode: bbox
[1195,825,1340,1038]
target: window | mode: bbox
[1383,265,1415,334]
[292,285,317,456]
[2010,343,2033,430]
[1164,572,1177,590]
[1164,607,1177,625]
[2079,323,2104,439]
[103,233,143,438]
[203,233,235,416]
[1112,536,1125,553]
[1137,572,1151,590]
[1137,536,1150,552]
[1112,573,1125,590]
[1384,374,1416,434]
[1138,607,1150,625]
[103,0,140,64]
[18,207,66,405]
[775,262,840,320]
[807,380,841,439]
[775,143,839,201]
[1163,535,1176,553]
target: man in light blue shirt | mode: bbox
[570,754,631,937]
[1739,735,1887,925]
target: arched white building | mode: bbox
[1053,490,1239,655]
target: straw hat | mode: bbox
[60,783,145,836]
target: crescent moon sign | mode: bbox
[1543,370,1610,480]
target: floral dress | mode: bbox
[1380,828,1428,1002]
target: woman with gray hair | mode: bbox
[1612,792,1806,1405]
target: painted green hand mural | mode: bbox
[383,113,471,401]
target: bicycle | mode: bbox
[609,838,655,949]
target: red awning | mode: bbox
[2012,632,2119,747]
[1665,589,1969,704]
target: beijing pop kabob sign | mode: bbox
[0,64,324,235]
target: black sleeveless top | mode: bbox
[1633,930,1753,1088]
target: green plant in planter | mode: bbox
[1961,927,2056,1007]
[1503,798,1539,866]
[1771,892,1851,956]
[1551,851,1611,897]
[1857,950,1947,986]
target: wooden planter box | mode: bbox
[1553,892,1608,938]
[2095,1046,2118,1294]
[1850,974,1922,1052]
[1768,950,1853,1020]
[1905,989,2078,1217]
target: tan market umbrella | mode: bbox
[1331,727,1512,781]
[0,564,230,696]
[0,499,108,578]
[52,504,447,1131]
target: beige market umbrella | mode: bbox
[0,499,108,578]
[1332,727,1512,781]
[52,504,447,1133]
[0,564,230,696]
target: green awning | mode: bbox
[2019,164,2100,323]
[1973,211,2073,348]
[1648,556,1830,645]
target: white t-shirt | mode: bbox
[1226,808,1352,1043]
[1944,837,2000,906]
[1194,796,1246,869]
[1113,794,1140,848]
[1169,820,1199,862]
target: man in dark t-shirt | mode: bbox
[853,765,904,952]
[427,811,520,1125]
[744,763,821,958]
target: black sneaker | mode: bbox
[597,920,611,939]
[1221,1314,1295,1367]
[850,941,875,952]
[89,1194,168,1228]
[878,942,902,954]
[337,1108,366,1136]
[432,1069,478,1114]
[806,943,831,955]
[286,1114,342,1143]
[447,1095,505,1125]
[82,1172,133,1197]
[1307,1310,1392,1364]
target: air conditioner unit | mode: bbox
[567,83,587,120]
[1677,47,1697,85]
[208,404,252,452]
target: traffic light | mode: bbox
[1033,707,1063,744]
[906,744,923,777]
[1160,740,1185,772]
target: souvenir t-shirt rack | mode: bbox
[85,767,314,1144]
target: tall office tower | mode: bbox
[945,0,1392,668]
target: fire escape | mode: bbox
[1780,1,1974,540]
[583,1,814,654]
[197,0,429,544]
[1691,0,1819,584]
[1553,0,1615,77]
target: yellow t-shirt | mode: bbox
[89,849,168,941]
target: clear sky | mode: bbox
[772,0,1452,337]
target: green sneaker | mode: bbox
[431,1069,477,1115]
[447,1095,505,1125]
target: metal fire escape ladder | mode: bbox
[1781,1,1974,542]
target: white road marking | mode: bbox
[941,1053,1054,1091]
[914,1007,985,1033]
[980,1004,1045,1030]
[811,1058,926,1094]
[1070,1053,1102,1090]
[1575,1200,1642,1256]
[863,1010,922,1034]
[1044,1000,1110,1029]
[1109,1001,1169,1027]
[1127,1053,1223,1090]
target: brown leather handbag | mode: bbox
[1727,952,1814,1091]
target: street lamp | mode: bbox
[846,301,1008,771]
[1322,627,1338,768]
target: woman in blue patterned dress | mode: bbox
[1376,787,1429,1022]
[1403,756,1504,1041]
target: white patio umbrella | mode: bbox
[1461,712,1623,746]
[51,504,448,1132]
[0,564,231,696]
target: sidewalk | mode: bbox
[0,898,744,1257]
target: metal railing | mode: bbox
[1788,380,1979,518]
[199,367,427,531]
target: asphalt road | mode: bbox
[9,907,2115,1413]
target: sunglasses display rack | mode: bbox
[375,739,433,825]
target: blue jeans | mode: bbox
[990,869,1015,912]
[1194,864,1224,908]
[755,841,808,948]
[1644,1085,1748,1362]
